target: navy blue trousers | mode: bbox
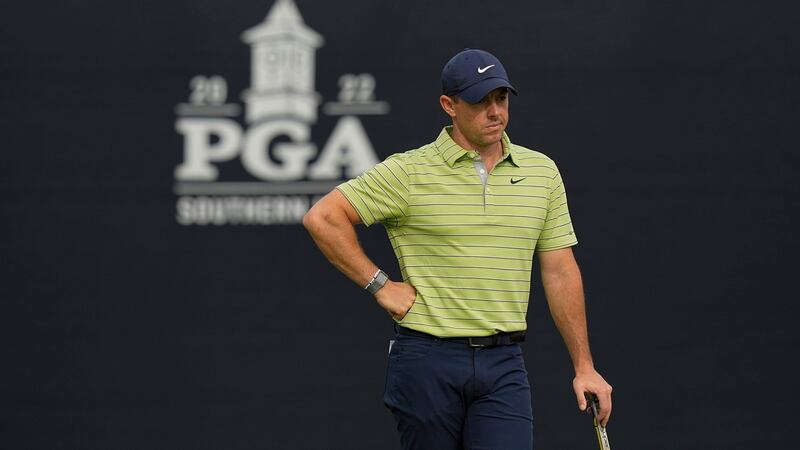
[383,332,533,450]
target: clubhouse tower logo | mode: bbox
[174,0,389,225]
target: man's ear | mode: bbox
[439,95,456,118]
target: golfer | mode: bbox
[303,48,612,449]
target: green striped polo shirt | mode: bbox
[337,127,578,337]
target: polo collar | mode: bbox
[434,126,520,168]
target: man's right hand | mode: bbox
[374,281,417,320]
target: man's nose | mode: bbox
[486,100,500,117]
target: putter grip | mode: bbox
[585,393,612,450]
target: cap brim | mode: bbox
[458,78,518,104]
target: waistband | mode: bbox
[396,325,525,348]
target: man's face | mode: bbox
[450,88,509,150]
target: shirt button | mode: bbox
[479,169,486,174]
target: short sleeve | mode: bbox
[336,154,410,227]
[536,169,578,251]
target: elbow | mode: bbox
[302,204,321,233]
[542,265,579,284]
[303,190,356,235]
[303,200,336,235]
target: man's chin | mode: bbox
[483,129,504,143]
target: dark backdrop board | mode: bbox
[2,0,798,448]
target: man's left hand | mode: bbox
[573,370,613,427]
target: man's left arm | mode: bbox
[538,247,613,426]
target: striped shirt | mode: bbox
[337,127,578,337]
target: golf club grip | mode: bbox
[586,393,612,450]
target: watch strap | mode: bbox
[365,269,389,294]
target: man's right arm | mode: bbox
[302,189,416,319]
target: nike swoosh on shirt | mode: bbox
[510,177,526,184]
[477,65,495,74]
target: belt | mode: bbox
[396,326,525,348]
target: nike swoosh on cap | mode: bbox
[477,65,495,74]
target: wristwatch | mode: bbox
[364,269,389,295]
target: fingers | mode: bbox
[595,386,613,427]
[377,281,417,320]
[397,287,417,320]
[594,385,612,427]
[573,374,613,427]
[574,388,588,411]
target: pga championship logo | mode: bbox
[173,0,389,225]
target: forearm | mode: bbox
[542,259,594,374]
[538,247,613,424]
[303,190,417,319]
[303,194,377,287]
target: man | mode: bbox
[303,48,612,449]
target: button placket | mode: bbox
[472,156,489,214]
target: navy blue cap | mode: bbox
[441,49,518,104]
